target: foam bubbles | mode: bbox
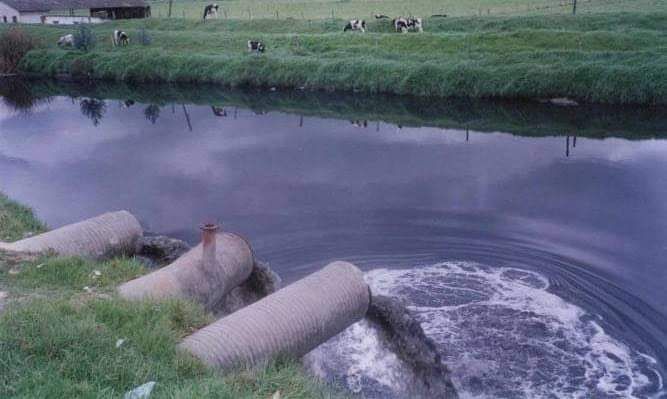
[308,262,664,398]
[366,262,663,398]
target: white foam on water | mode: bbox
[308,262,664,398]
[305,319,411,395]
[365,262,664,398]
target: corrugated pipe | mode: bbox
[0,211,142,259]
[117,226,254,310]
[179,261,370,369]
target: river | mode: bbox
[1,80,666,398]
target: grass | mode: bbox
[146,0,667,20]
[8,11,667,104]
[0,194,343,398]
[0,193,46,242]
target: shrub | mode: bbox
[0,27,35,73]
[73,25,96,52]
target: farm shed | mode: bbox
[0,0,150,24]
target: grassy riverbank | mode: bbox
[7,11,667,104]
[0,196,340,398]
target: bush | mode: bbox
[0,27,35,73]
[73,25,96,52]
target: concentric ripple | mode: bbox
[308,262,664,398]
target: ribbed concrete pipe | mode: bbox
[0,211,142,259]
[117,232,254,310]
[179,261,370,369]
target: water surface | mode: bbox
[1,82,666,398]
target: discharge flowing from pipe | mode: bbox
[179,261,370,369]
[0,211,142,259]
[117,231,254,310]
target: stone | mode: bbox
[549,97,579,107]
[215,259,282,316]
[123,381,156,399]
[137,235,191,267]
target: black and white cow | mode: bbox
[112,30,130,47]
[344,19,366,33]
[393,17,409,33]
[203,3,219,20]
[408,17,424,32]
[247,40,265,53]
[57,34,74,47]
[393,17,423,33]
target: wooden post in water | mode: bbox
[182,105,193,131]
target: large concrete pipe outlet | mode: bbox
[179,261,370,369]
[117,227,254,310]
[0,211,142,259]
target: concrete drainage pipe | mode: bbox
[179,261,370,369]
[0,211,142,259]
[117,229,254,310]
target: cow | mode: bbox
[393,17,409,33]
[57,34,74,48]
[203,3,219,20]
[408,17,424,32]
[112,30,130,47]
[344,19,366,33]
[247,40,265,53]
[393,17,423,33]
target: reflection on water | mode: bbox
[1,81,667,398]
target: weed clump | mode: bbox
[73,25,96,52]
[0,27,36,73]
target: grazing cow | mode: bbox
[203,3,219,20]
[344,19,366,33]
[393,17,423,33]
[407,17,424,32]
[393,17,409,33]
[121,100,135,108]
[247,40,265,53]
[112,30,130,47]
[57,34,74,47]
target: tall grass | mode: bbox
[0,193,45,242]
[0,28,36,74]
[6,12,667,103]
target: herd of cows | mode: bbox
[56,4,424,53]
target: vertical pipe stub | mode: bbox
[200,223,219,269]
